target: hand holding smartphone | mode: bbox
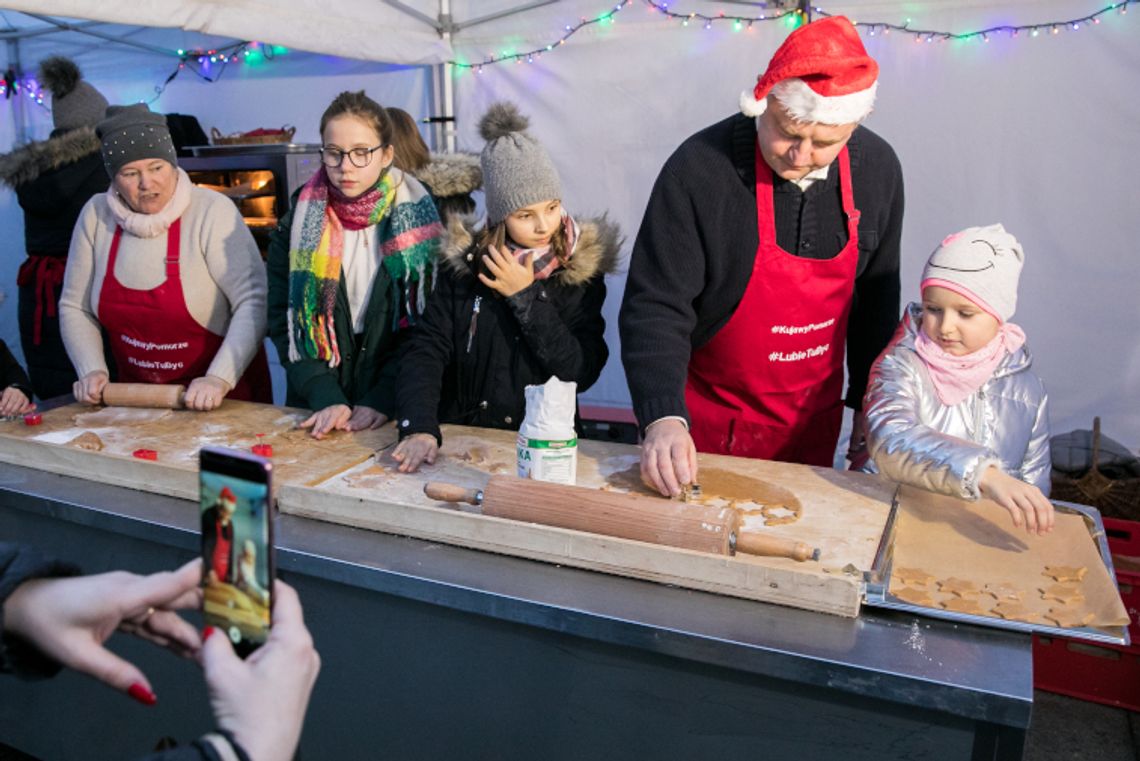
[199,446,274,657]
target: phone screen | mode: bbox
[199,446,274,657]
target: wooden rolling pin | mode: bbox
[101,383,186,409]
[424,476,820,562]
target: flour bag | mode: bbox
[517,377,577,485]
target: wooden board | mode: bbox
[0,401,396,501]
[279,425,896,617]
[886,486,1130,632]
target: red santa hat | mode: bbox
[740,16,878,125]
[219,486,237,506]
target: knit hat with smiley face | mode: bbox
[921,223,1024,322]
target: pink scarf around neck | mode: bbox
[914,323,1027,406]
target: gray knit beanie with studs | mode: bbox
[479,102,561,225]
[96,104,178,177]
[39,56,109,132]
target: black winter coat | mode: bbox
[396,216,622,443]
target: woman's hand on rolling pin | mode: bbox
[185,376,232,411]
[73,370,109,405]
[479,245,535,298]
[300,404,351,439]
[346,406,388,432]
[0,386,34,416]
[391,433,438,473]
[979,466,1055,535]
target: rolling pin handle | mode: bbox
[731,530,820,563]
[423,482,483,506]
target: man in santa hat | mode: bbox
[202,485,238,584]
[620,16,904,496]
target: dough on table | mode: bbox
[941,597,987,615]
[1042,565,1087,583]
[892,586,934,606]
[68,431,105,451]
[937,577,979,597]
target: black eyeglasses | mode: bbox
[320,145,386,168]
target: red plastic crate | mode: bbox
[1104,518,1140,643]
[1032,635,1140,712]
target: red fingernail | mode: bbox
[127,682,157,705]
[203,626,216,641]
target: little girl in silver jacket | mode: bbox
[864,224,1054,535]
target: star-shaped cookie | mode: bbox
[892,586,934,606]
[991,600,1033,620]
[1040,583,1084,604]
[1044,608,1095,628]
[941,597,987,615]
[894,567,935,587]
[1042,565,1087,583]
[937,577,979,597]
[983,582,1022,601]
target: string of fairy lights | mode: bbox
[1,0,1133,104]
[453,0,1135,71]
[1,40,286,109]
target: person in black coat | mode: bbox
[0,340,35,417]
[393,102,621,471]
[0,57,110,401]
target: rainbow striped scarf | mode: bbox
[287,166,443,366]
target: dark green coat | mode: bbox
[267,203,402,415]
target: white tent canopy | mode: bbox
[1,0,1137,448]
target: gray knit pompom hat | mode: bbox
[39,56,109,132]
[96,103,178,177]
[478,101,561,225]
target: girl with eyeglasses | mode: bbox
[267,91,444,439]
[391,101,621,472]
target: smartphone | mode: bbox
[199,446,274,657]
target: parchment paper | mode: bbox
[889,485,1129,629]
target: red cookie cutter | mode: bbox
[23,413,43,426]
[252,434,272,458]
[132,448,158,460]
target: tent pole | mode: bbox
[6,39,30,147]
[437,0,456,153]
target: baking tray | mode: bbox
[864,495,1130,646]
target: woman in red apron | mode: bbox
[59,104,271,410]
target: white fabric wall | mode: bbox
[450,0,1140,446]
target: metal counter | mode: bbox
[0,463,1031,760]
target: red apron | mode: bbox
[684,144,860,466]
[97,220,272,402]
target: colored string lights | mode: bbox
[452,0,1134,70]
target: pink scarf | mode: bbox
[505,213,579,281]
[914,323,1027,406]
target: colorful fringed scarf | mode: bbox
[504,212,580,281]
[287,166,444,366]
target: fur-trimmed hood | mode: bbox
[415,152,482,199]
[0,127,102,189]
[441,213,623,286]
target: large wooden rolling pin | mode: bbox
[101,383,186,409]
[424,476,820,562]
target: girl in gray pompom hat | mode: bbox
[863,223,1054,536]
[391,101,624,473]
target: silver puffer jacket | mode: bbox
[864,303,1050,500]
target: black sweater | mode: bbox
[620,113,904,430]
